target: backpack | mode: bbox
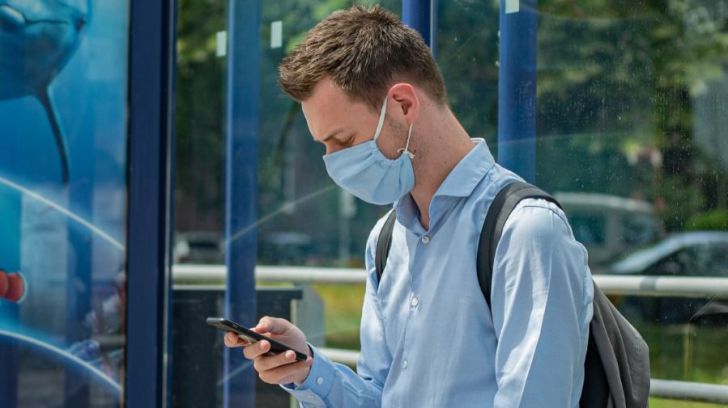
[375,181,650,408]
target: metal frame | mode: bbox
[402,0,434,49]
[223,0,261,407]
[650,379,728,405]
[126,0,176,405]
[497,0,538,182]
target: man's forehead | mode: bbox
[302,79,365,140]
[307,79,353,110]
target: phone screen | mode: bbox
[206,317,308,361]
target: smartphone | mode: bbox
[206,317,308,361]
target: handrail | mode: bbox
[173,264,728,403]
[315,348,728,404]
[650,379,728,405]
[173,264,728,299]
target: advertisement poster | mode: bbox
[0,0,129,405]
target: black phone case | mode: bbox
[206,317,308,361]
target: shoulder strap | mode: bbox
[375,210,397,283]
[477,181,562,307]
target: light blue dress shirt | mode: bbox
[285,139,594,407]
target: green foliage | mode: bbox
[436,1,499,145]
[174,0,227,231]
[657,175,705,231]
[686,209,728,231]
[313,283,365,350]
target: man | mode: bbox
[225,5,593,407]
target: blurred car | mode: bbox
[554,192,663,268]
[258,231,313,265]
[173,231,224,264]
[604,231,728,324]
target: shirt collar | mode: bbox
[393,138,495,231]
[433,138,495,198]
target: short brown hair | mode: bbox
[279,5,447,110]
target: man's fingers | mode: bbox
[254,349,298,372]
[224,332,248,348]
[222,316,309,385]
[258,357,313,385]
[256,316,287,334]
[242,339,270,360]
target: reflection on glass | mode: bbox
[437,0,499,153]
[0,0,129,406]
[173,1,401,406]
[535,0,728,392]
[175,0,401,269]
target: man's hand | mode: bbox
[224,316,313,386]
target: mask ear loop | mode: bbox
[373,97,388,141]
[397,123,415,159]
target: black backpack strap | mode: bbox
[477,181,562,307]
[375,210,398,284]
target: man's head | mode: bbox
[279,5,447,112]
[279,5,462,205]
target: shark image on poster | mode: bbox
[0,0,92,184]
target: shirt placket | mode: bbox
[398,228,431,383]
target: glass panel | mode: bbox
[256,1,401,269]
[256,0,401,364]
[172,1,399,406]
[536,0,728,395]
[0,0,129,405]
[172,0,227,404]
[173,0,227,265]
[437,0,499,154]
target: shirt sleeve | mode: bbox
[490,199,594,407]
[280,215,392,407]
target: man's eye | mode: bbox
[339,135,355,146]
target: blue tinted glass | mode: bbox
[0,0,129,405]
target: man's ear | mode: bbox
[389,83,420,124]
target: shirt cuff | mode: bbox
[280,345,336,405]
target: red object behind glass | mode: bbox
[0,269,26,303]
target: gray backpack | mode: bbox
[375,181,650,407]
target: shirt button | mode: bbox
[421,235,430,244]
[410,296,419,308]
[316,377,324,385]
[403,359,408,369]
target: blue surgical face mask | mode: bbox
[323,97,415,205]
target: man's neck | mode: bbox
[409,107,474,230]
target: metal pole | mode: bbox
[402,0,433,49]
[430,0,438,57]
[223,0,260,406]
[172,265,728,299]
[497,0,538,182]
[126,0,175,405]
[651,379,728,405]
